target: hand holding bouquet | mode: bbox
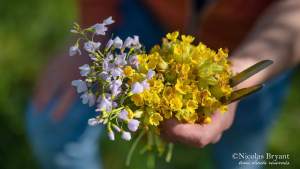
[69,16,272,166]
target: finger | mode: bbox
[212,134,222,144]
[161,120,216,148]
[51,87,77,122]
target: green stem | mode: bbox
[165,143,174,163]
[126,129,146,166]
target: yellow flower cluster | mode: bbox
[128,31,233,126]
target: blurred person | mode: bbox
[26,0,300,169]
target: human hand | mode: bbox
[161,102,238,148]
[33,50,88,121]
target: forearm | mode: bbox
[231,0,300,88]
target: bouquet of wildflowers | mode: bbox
[70,16,272,166]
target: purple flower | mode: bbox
[79,64,90,77]
[121,131,131,141]
[84,41,101,52]
[114,54,127,66]
[118,109,128,120]
[71,80,87,93]
[93,23,107,35]
[147,69,155,79]
[128,119,140,132]
[69,45,81,56]
[108,130,115,141]
[110,79,122,97]
[131,82,144,94]
[141,80,150,90]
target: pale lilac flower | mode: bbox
[79,64,90,77]
[128,119,140,132]
[114,54,127,66]
[97,96,112,112]
[123,37,134,48]
[132,35,141,47]
[147,69,155,79]
[88,118,99,126]
[108,130,115,141]
[112,102,118,108]
[131,82,144,94]
[110,79,122,97]
[71,80,87,93]
[112,125,121,132]
[99,71,111,81]
[129,55,139,68]
[106,39,114,49]
[121,131,131,141]
[103,16,114,25]
[84,41,101,52]
[80,92,96,107]
[110,67,123,78]
[69,45,81,56]
[93,23,107,35]
[118,109,128,120]
[141,80,150,90]
[113,36,123,49]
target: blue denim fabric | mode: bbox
[26,0,293,169]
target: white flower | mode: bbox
[113,36,123,49]
[103,16,114,25]
[88,118,99,126]
[69,45,81,56]
[121,131,131,141]
[71,80,87,93]
[128,119,140,132]
[108,130,115,141]
[80,92,96,107]
[84,41,101,52]
[79,64,91,77]
[93,23,107,35]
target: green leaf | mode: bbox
[221,84,263,104]
[230,60,273,87]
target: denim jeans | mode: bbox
[26,0,293,168]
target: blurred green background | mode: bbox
[0,0,299,169]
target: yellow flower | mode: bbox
[175,79,186,94]
[166,31,179,41]
[131,94,144,106]
[186,99,198,112]
[170,96,183,111]
[219,105,228,113]
[149,113,163,126]
[123,66,135,77]
[181,35,194,44]
[203,116,212,124]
